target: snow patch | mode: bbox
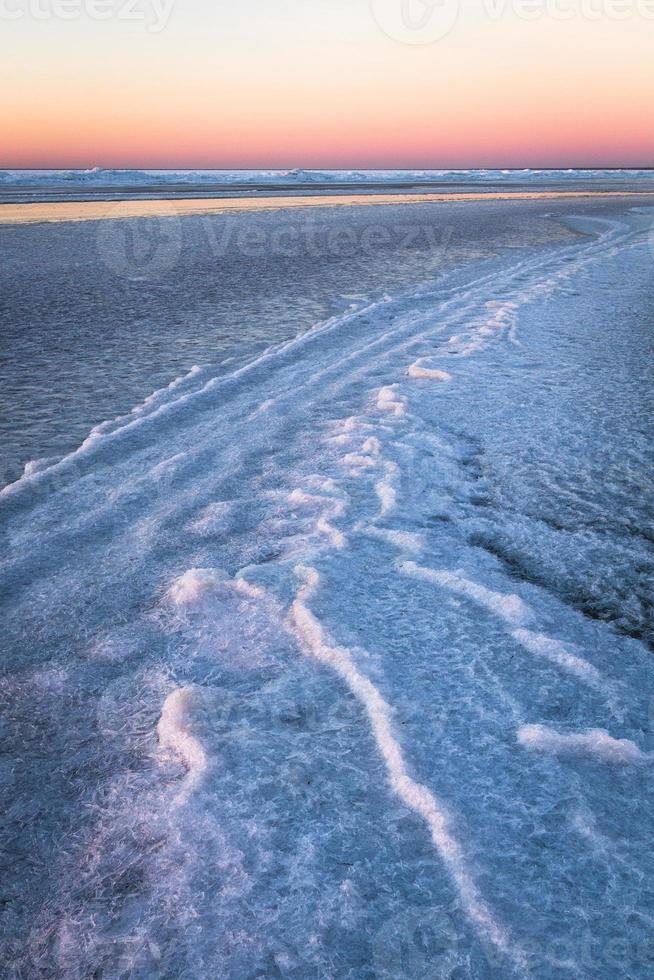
[376,385,407,416]
[407,360,452,382]
[166,568,226,608]
[157,687,208,803]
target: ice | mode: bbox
[517,725,650,765]
[400,561,532,626]
[376,384,407,416]
[407,359,453,382]
[2,204,654,977]
[288,564,521,967]
[157,687,209,803]
[2,167,653,190]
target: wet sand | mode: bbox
[2,189,654,224]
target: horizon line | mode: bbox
[4,164,654,172]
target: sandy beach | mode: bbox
[2,189,654,224]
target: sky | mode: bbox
[1,0,653,168]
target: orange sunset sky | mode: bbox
[2,0,653,168]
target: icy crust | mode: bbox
[407,359,452,382]
[2,167,653,187]
[288,563,521,967]
[2,211,654,977]
[157,686,208,803]
[401,561,532,626]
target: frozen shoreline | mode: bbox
[2,201,654,977]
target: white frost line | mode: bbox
[375,461,400,517]
[341,453,377,469]
[517,724,651,766]
[286,489,348,550]
[400,562,607,691]
[407,359,452,382]
[159,568,274,804]
[316,517,347,550]
[362,436,382,456]
[512,629,604,691]
[363,525,423,555]
[157,687,208,806]
[288,564,523,969]
[166,566,266,610]
[287,489,347,519]
[400,561,531,627]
